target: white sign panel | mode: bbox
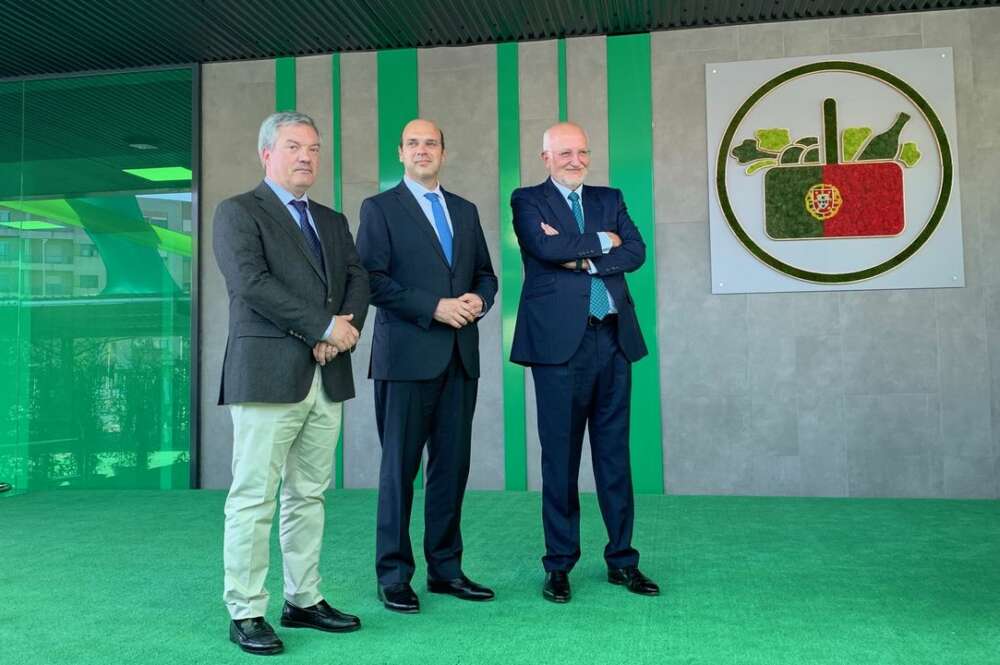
[705,48,963,294]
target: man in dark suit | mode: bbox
[356,118,498,613]
[214,112,369,655]
[510,122,660,603]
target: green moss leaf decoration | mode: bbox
[801,146,820,163]
[746,158,777,175]
[755,128,791,152]
[898,141,921,168]
[842,127,873,162]
[795,137,819,147]
[731,139,777,164]
[780,145,805,164]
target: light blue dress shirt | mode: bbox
[403,175,454,240]
[265,177,321,237]
[265,177,336,338]
[549,179,617,313]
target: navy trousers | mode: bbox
[531,318,640,572]
[374,350,477,585]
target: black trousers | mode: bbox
[374,350,478,585]
[530,318,639,573]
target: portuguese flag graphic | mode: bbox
[764,161,904,238]
[732,98,919,240]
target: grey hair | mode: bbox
[258,112,321,157]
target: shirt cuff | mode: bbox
[323,317,336,340]
[586,259,599,275]
[597,232,612,254]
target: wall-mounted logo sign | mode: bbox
[706,49,964,294]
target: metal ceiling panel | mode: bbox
[1,0,996,79]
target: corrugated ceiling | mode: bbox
[1,0,997,79]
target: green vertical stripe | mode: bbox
[275,57,296,111]
[331,54,345,489]
[606,34,664,494]
[377,49,422,487]
[557,39,568,122]
[331,55,344,212]
[377,50,418,193]
[497,43,526,491]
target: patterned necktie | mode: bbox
[568,191,611,319]
[424,192,453,266]
[289,199,325,272]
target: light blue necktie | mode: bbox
[568,191,611,319]
[424,192,453,266]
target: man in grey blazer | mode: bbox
[214,111,369,655]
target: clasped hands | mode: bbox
[539,222,620,271]
[312,313,360,366]
[434,293,484,329]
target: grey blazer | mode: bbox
[213,181,369,405]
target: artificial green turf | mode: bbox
[2,490,998,664]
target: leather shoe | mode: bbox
[542,570,571,603]
[378,582,420,613]
[280,599,361,633]
[229,617,284,655]
[608,566,660,596]
[427,574,495,601]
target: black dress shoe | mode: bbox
[229,617,284,655]
[427,574,495,601]
[280,599,361,633]
[378,583,420,613]
[608,566,660,596]
[542,571,571,603]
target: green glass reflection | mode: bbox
[0,80,26,496]
[0,69,193,492]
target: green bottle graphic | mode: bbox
[857,112,910,160]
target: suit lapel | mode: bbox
[541,178,580,234]
[253,182,326,283]
[441,187,463,269]
[581,185,604,235]
[311,205,336,288]
[393,181,451,270]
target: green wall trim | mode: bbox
[557,39,568,122]
[497,43,526,491]
[275,57,296,111]
[331,54,345,489]
[331,55,344,212]
[606,34,664,494]
[377,49,418,193]
[376,48,422,487]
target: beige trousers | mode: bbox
[223,367,342,620]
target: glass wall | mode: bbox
[0,68,194,493]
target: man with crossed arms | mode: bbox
[510,122,660,603]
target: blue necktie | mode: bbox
[424,192,453,266]
[568,191,611,319]
[289,199,325,272]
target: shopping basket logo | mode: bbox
[715,60,953,284]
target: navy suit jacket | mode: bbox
[357,181,498,381]
[510,179,648,366]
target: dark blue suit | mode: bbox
[511,178,647,572]
[357,181,497,585]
